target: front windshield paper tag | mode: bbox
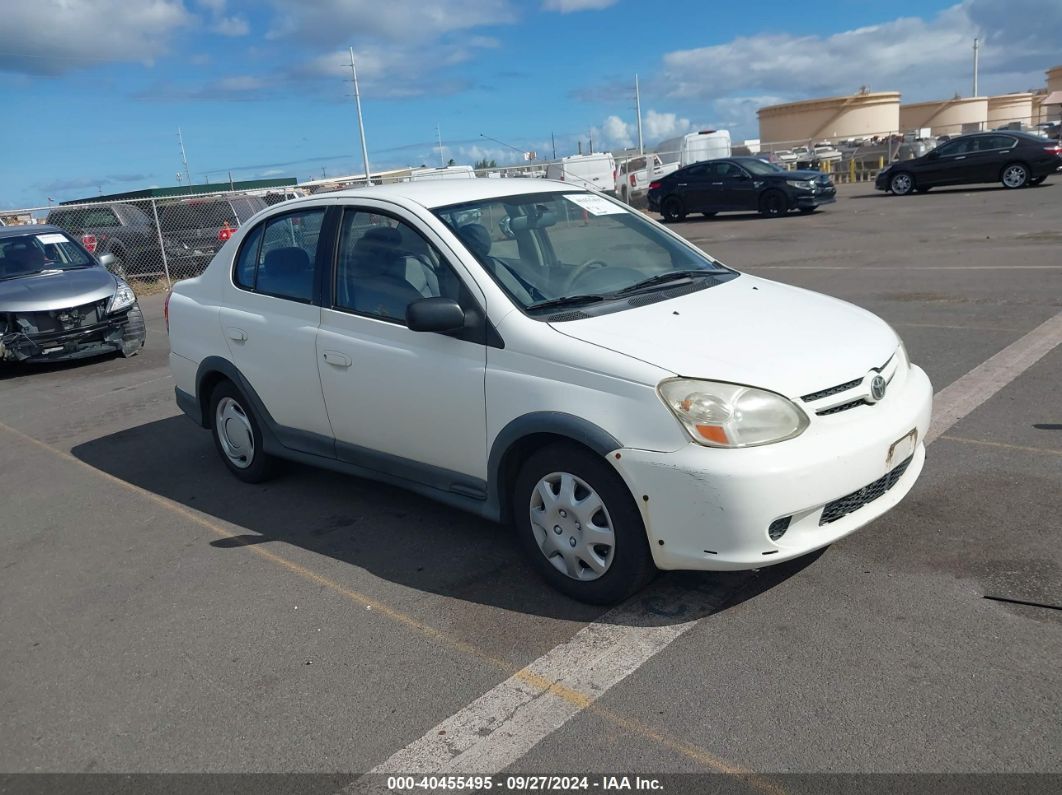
[563,193,625,216]
[36,233,68,245]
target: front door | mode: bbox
[920,137,979,186]
[316,205,489,491]
[707,161,759,211]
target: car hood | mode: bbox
[550,274,898,398]
[779,169,831,181]
[0,267,117,312]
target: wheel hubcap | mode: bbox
[215,397,254,469]
[1004,166,1025,187]
[893,175,911,193]
[529,472,615,581]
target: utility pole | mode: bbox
[635,74,644,155]
[349,46,372,185]
[177,127,191,186]
[972,38,980,97]
[436,122,445,167]
[588,129,593,154]
[228,170,234,191]
[551,132,557,159]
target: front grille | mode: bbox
[819,455,913,525]
[801,377,862,403]
[11,298,109,335]
[816,398,867,416]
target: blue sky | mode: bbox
[1,0,1059,207]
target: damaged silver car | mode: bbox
[0,225,146,363]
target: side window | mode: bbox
[235,209,324,301]
[334,209,460,323]
[234,223,263,289]
[684,164,707,177]
[977,135,1013,151]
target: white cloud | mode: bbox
[658,0,1059,105]
[265,0,515,46]
[542,0,618,12]
[0,0,193,75]
[197,0,248,36]
[643,110,693,140]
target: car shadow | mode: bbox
[71,416,822,625]
[851,183,1050,199]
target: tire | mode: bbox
[513,443,656,604]
[1029,176,1046,186]
[889,172,915,196]
[661,196,686,223]
[758,190,788,217]
[1001,162,1029,189]
[119,304,146,357]
[209,381,278,484]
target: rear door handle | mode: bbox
[225,327,247,342]
[677,183,687,187]
[322,350,352,367]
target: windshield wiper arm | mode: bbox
[613,269,724,296]
[527,294,606,312]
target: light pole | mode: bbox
[349,47,372,185]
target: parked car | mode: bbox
[0,225,145,363]
[168,179,931,603]
[159,196,267,273]
[876,131,1062,194]
[45,202,158,278]
[648,157,837,221]
[545,153,617,194]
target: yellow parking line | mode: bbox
[939,434,1062,457]
[0,418,766,783]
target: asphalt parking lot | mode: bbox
[2,181,1060,787]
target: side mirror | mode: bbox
[406,297,465,333]
[98,253,116,269]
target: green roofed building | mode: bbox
[61,178,297,205]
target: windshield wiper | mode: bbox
[612,269,725,296]
[527,294,607,312]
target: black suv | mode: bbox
[45,203,158,278]
[648,157,836,221]
[876,131,1062,194]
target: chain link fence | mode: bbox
[3,112,1056,285]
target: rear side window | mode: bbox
[48,208,119,229]
[976,135,1014,151]
[233,208,325,302]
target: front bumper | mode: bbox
[794,190,836,208]
[0,305,145,363]
[611,364,933,571]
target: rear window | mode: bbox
[48,208,119,229]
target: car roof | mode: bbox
[299,178,586,210]
[0,224,64,239]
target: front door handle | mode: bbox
[322,350,352,368]
[954,156,966,160]
[225,327,247,342]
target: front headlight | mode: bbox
[108,280,136,314]
[787,179,814,190]
[658,378,810,448]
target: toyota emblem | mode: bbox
[869,375,887,402]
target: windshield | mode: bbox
[434,191,734,313]
[741,158,786,175]
[0,232,93,280]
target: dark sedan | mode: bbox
[0,225,146,363]
[648,157,836,221]
[876,131,1062,194]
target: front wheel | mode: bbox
[758,190,788,217]
[661,196,686,223]
[514,444,655,604]
[889,172,915,195]
[210,381,278,483]
[1001,162,1029,189]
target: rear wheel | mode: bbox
[1001,162,1029,189]
[889,172,915,195]
[210,381,277,483]
[661,196,686,223]
[758,190,788,217]
[514,443,655,604]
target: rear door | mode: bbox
[218,205,334,450]
[672,163,711,210]
[971,134,1017,182]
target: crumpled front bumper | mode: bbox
[0,305,146,363]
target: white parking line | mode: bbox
[927,310,1062,443]
[357,310,1062,780]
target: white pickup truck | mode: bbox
[614,154,679,204]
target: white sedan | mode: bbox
[167,179,932,603]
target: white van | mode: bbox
[679,130,732,167]
[409,166,476,181]
[545,153,617,194]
